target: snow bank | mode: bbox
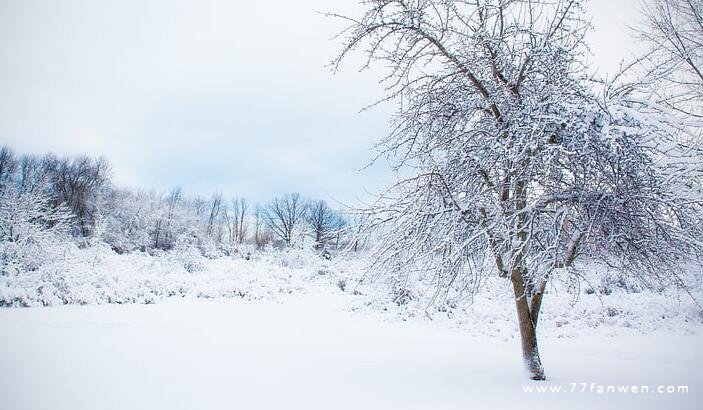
[1,243,701,338]
[0,244,337,307]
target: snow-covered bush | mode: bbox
[169,240,206,273]
[0,241,350,307]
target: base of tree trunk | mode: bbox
[526,355,546,381]
[511,272,546,380]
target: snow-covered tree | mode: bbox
[332,0,703,379]
[99,187,203,254]
[0,149,72,274]
[100,189,158,253]
[152,187,184,251]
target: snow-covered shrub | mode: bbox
[169,240,206,273]
[275,246,321,270]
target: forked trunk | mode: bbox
[511,271,545,380]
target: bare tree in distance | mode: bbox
[206,193,223,240]
[232,197,249,245]
[44,155,111,238]
[262,193,307,246]
[253,205,274,249]
[0,146,18,192]
[163,187,183,249]
[331,0,703,380]
[151,188,184,251]
[306,200,346,249]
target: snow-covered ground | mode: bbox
[0,290,700,410]
[1,247,702,409]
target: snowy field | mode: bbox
[1,248,702,409]
[0,290,701,410]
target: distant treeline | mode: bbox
[0,145,359,258]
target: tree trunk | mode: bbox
[511,270,546,380]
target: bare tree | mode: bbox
[18,154,49,195]
[206,193,223,240]
[253,205,273,249]
[306,200,345,249]
[232,197,249,245]
[153,191,166,250]
[332,0,703,380]
[262,193,307,245]
[45,155,111,237]
[151,188,184,251]
[0,146,18,193]
[162,187,183,249]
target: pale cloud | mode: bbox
[0,0,642,205]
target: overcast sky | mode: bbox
[0,0,643,205]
